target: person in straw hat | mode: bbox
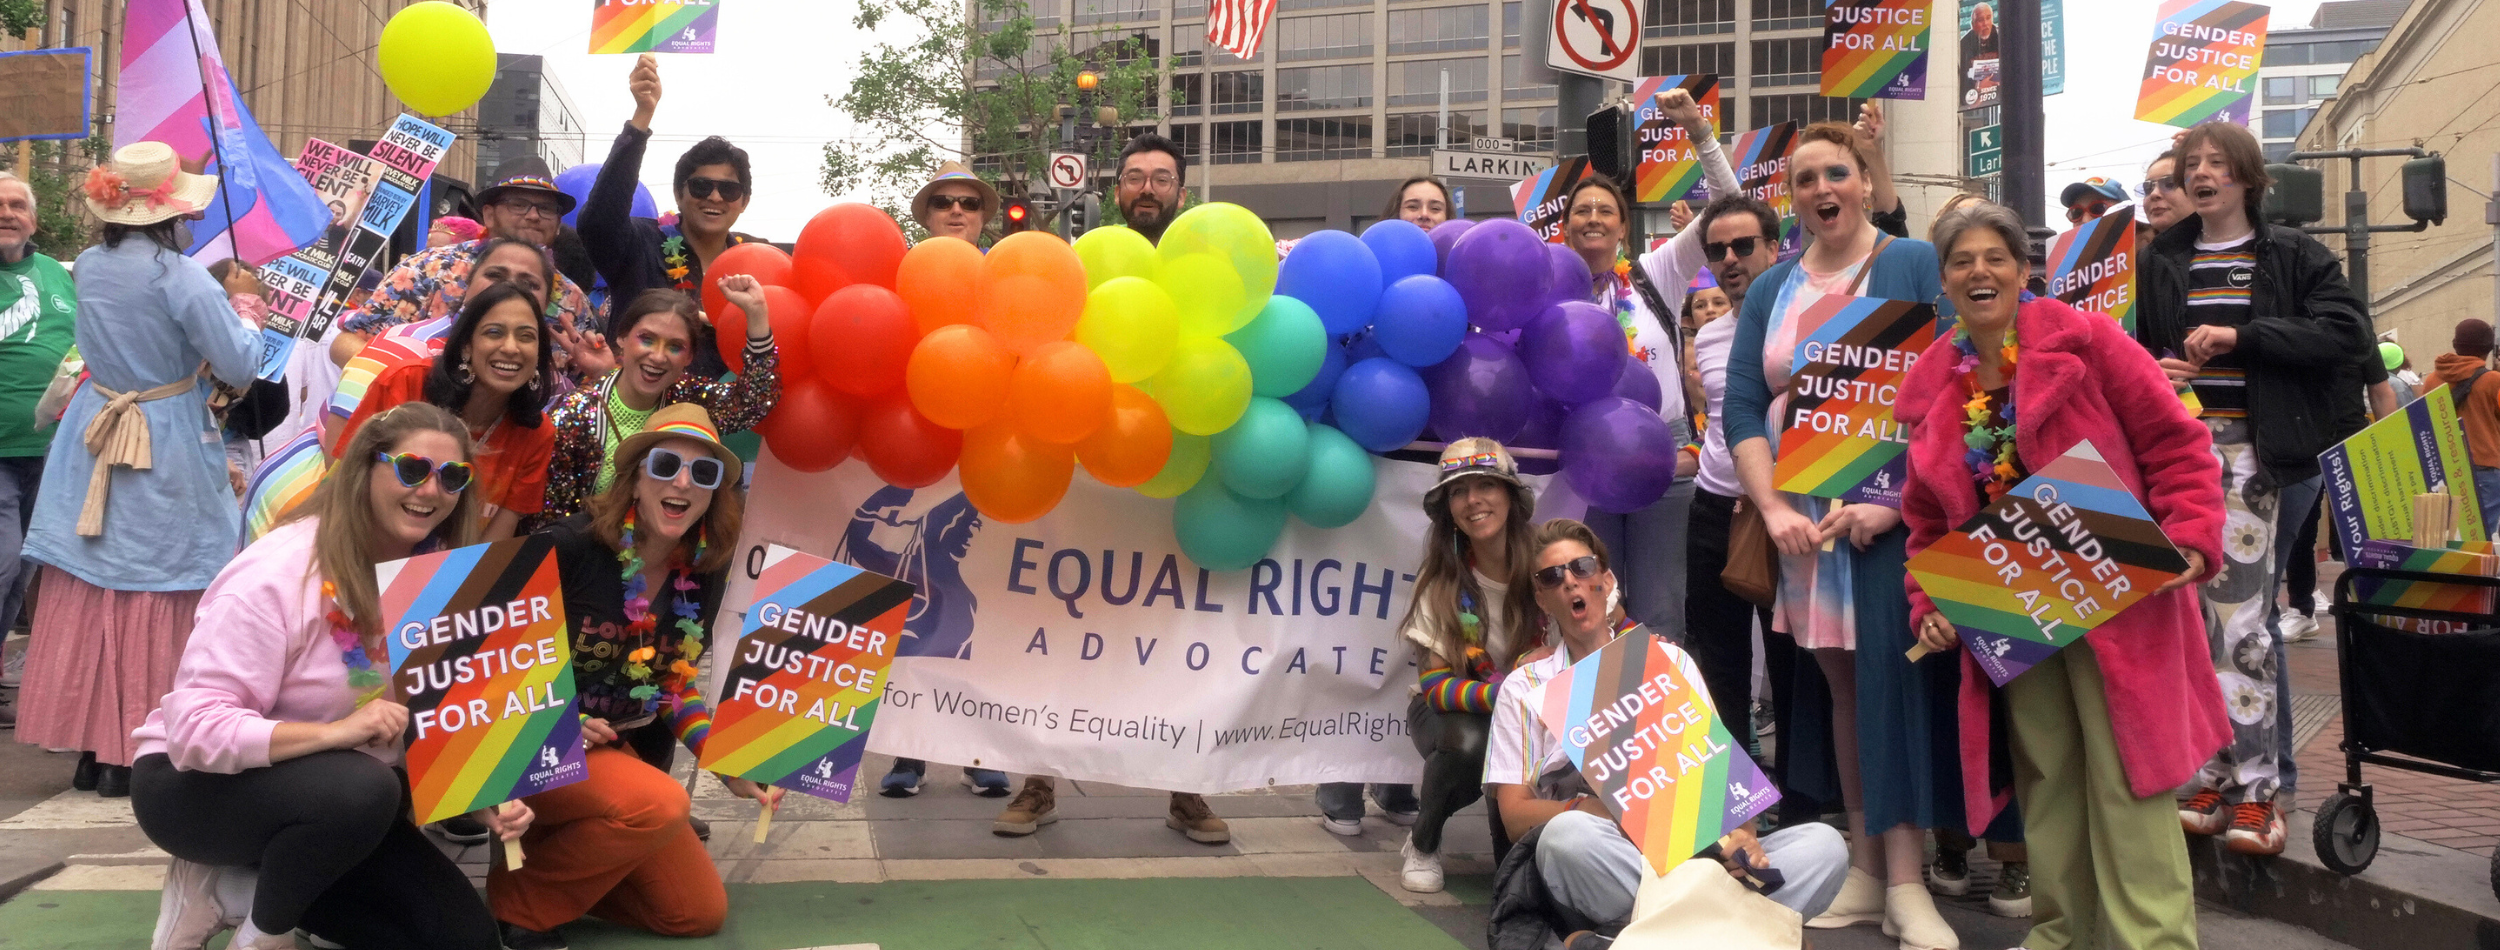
[911,161,999,244]
[13,142,261,797]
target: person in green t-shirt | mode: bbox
[0,172,78,662]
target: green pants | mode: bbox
[2008,646,2200,950]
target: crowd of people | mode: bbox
[0,51,2415,950]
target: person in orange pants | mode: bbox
[490,745,731,944]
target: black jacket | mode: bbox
[580,122,764,378]
[2137,216,2373,486]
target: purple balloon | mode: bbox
[1519,301,1632,405]
[1612,359,1663,413]
[1445,219,1555,332]
[1423,333,1535,444]
[1510,395,1568,476]
[1428,219,1477,275]
[1560,396,1680,513]
[1546,243,1596,306]
[555,162,656,229]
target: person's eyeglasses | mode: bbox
[683,177,747,202]
[498,197,565,219]
[2140,178,2180,196]
[927,194,985,212]
[1533,555,1603,590]
[2066,201,2112,224]
[643,447,727,490]
[1703,237,1762,262]
[1120,170,1178,189]
[376,452,474,494]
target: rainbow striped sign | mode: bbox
[381,535,587,825]
[1532,630,1779,872]
[699,545,913,803]
[1820,0,1930,100]
[2134,0,2269,128]
[2346,540,2500,634]
[1631,75,1721,205]
[1773,295,1944,506]
[591,0,720,55]
[2047,211,2138,332]
[1728,123,1798,257]
[1907,440,2192,686]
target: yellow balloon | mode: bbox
[1150,337,1253,436]
[1135,432,1211,499]
[1076,277,1179,384]
[378,2,498,117]
[1158,202,1276,332]
[1074,226,1161,290]
[1157,252,1245,339]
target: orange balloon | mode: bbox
[1076,384,1175,487]
[896,237,985,335]
[791,203,908,303]
[976,231,1089,356]
[810,284,919,396]
[702,243,795,325]
[904,324,1016,429]
[1007,341,1113,444]
[757,380,861,473]
[958,423,1075,523]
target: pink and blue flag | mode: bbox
[118,0,328,266]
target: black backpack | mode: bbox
[2455,367,2490,413]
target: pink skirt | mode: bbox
[12,567,202,766]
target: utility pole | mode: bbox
[1998,0,2049,257]
[1557,74,1599,161]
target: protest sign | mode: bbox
[1821,0,1930,100]
[291,139,385,272]
[380,535,587,825]
[2134,0,2269,128]
[1773,295,1941,506]
[1631,75,1721,206]
[1728,123,1797,257]
[253,115,453,381]
[592,0,720,55]
[701,545,913,804]
[2346,540,2500,635]
[2046,210,2137,331]
[2321,382,2487,555]
[1513,155,1595,242]
[1531,630,1778,873]
[1906,440,2191,685]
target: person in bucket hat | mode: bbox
[912,161,1001,244]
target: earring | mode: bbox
[457,359,474,385]
[527,375,542,393]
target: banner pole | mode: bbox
[175,0,240,249]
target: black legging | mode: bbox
[1682,488,1774,746]
[131,750,500,950]
[1407,693,1489,854]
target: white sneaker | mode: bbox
[2281,613,2321,643]
[1399,835,1445,893]
[151,859,231,950]
[1319,815,1363,836]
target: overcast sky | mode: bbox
[485,0,2327,238]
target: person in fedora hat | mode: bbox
[493,402,768,949]
[912,162,999,244]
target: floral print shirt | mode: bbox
[341,241,604,374]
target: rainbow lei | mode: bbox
[321,581,390,707]
[618,509,708,713]
[1954,323,2022,502]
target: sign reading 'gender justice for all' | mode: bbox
[2135,0,2269,128]
[1821,0,1930,100]
[1774,295,1944,507]
[701,545,915,804]
[1630,74,1721,205]
[2047,210,2137,332]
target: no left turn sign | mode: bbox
[1047,152,1089,190]
[1548,0,1639,82]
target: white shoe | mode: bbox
[150,859,231,950]
[2280,613,2320,643]
[1319,815,1363,836]
[1399,835,1445,893]
[1883,882,1962,950]
[1807,866,1885,928]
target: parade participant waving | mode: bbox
[131,403,522,950]
[490,404,773,950]
[1722,121,1961,948]
[535,281,778,529]
[1900,200,2226,950]
[336,279,556,541]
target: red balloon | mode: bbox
[809,284,919,396]
[757,380,861,473]
[750,286,813,379]
[702,243,795,325]
[792,203,908,303]
[857,394,961,489]
[958,423,1075,523]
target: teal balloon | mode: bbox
[1212,397,1311,500]
[1226,295,1329,397]
[1173,479,1288,572]
[1286,423,1376,528]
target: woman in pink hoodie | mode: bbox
[1898,202,2229,950]
[127,403,529,950]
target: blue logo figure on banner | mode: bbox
[837,487,985,660]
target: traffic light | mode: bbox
[1586,104,1635,183]
[2264,163,2323,227]
[1067,192,1100,237]
[2402,154,2448,225]
[1002,197,1034,234]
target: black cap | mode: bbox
[475,156,576,216]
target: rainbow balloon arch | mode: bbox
[735,203,1682,571]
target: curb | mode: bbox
[0,859,64,903]
[2190,809,2500,950]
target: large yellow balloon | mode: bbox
[1149,337,1253,436]
[1135,431,1211,499]
[378,2,498,117]
[1074,226,1160,290]
[1158,202,1276,332]
[1075,277,1179,383]
[1156,252,1245,339]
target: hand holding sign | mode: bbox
[700,545,914,811]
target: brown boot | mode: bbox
[992,777,1057,836]
[1167,792,1230,844]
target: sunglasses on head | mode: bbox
[1703,236,1763,262]
[376,452,473,494]
[927,194,985,212]
[1533,555,1603,589]
[643,447,727,490]
[683,177,747,202]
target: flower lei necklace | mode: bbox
[660,234,694,290]
[618,509,707,713]
[1955,322,2022,501]
[322,582,390,707]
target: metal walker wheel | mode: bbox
[2312,788,2380,875]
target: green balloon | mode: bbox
[1226,296,1328,397]
[1212,397,1311,500]
[1286,423,1377,529]
[1135,431,1210,499]
[1074,226,1160,290]
[1173,478,1288,572]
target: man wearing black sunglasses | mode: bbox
[579,53,766,379]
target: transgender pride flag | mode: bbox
[118,0,328,266]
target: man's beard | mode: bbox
[1126,201,1172,241]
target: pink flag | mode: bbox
[118,0,328,266]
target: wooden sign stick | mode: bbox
[753,789,779,844]
[504,837,525,871]
[1904,644,1932,663]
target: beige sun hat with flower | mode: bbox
[83,142,219,226]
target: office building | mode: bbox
[2256,0,2403,162]
[475,54,590,183]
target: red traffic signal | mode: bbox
[1002,198,1034,234]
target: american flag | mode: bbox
[1206,0,1277,60]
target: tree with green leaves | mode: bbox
[819,0,1164,235]
[25,136,106,257]
[0,0,44,38]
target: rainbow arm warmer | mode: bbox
[1418,665,1496,715]
[662,682,713,759]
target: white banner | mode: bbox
[723,451,1570,793]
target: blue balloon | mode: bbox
[1282,338,1350,420]
[1372,275,1469,368]
[1276,230,1383,335]
[1331,358,1432,453]
[1173,479,1289,572]
[1361,218,1439,286]
[554,162,657,229]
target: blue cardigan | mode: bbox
[1725,238,1949,449]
